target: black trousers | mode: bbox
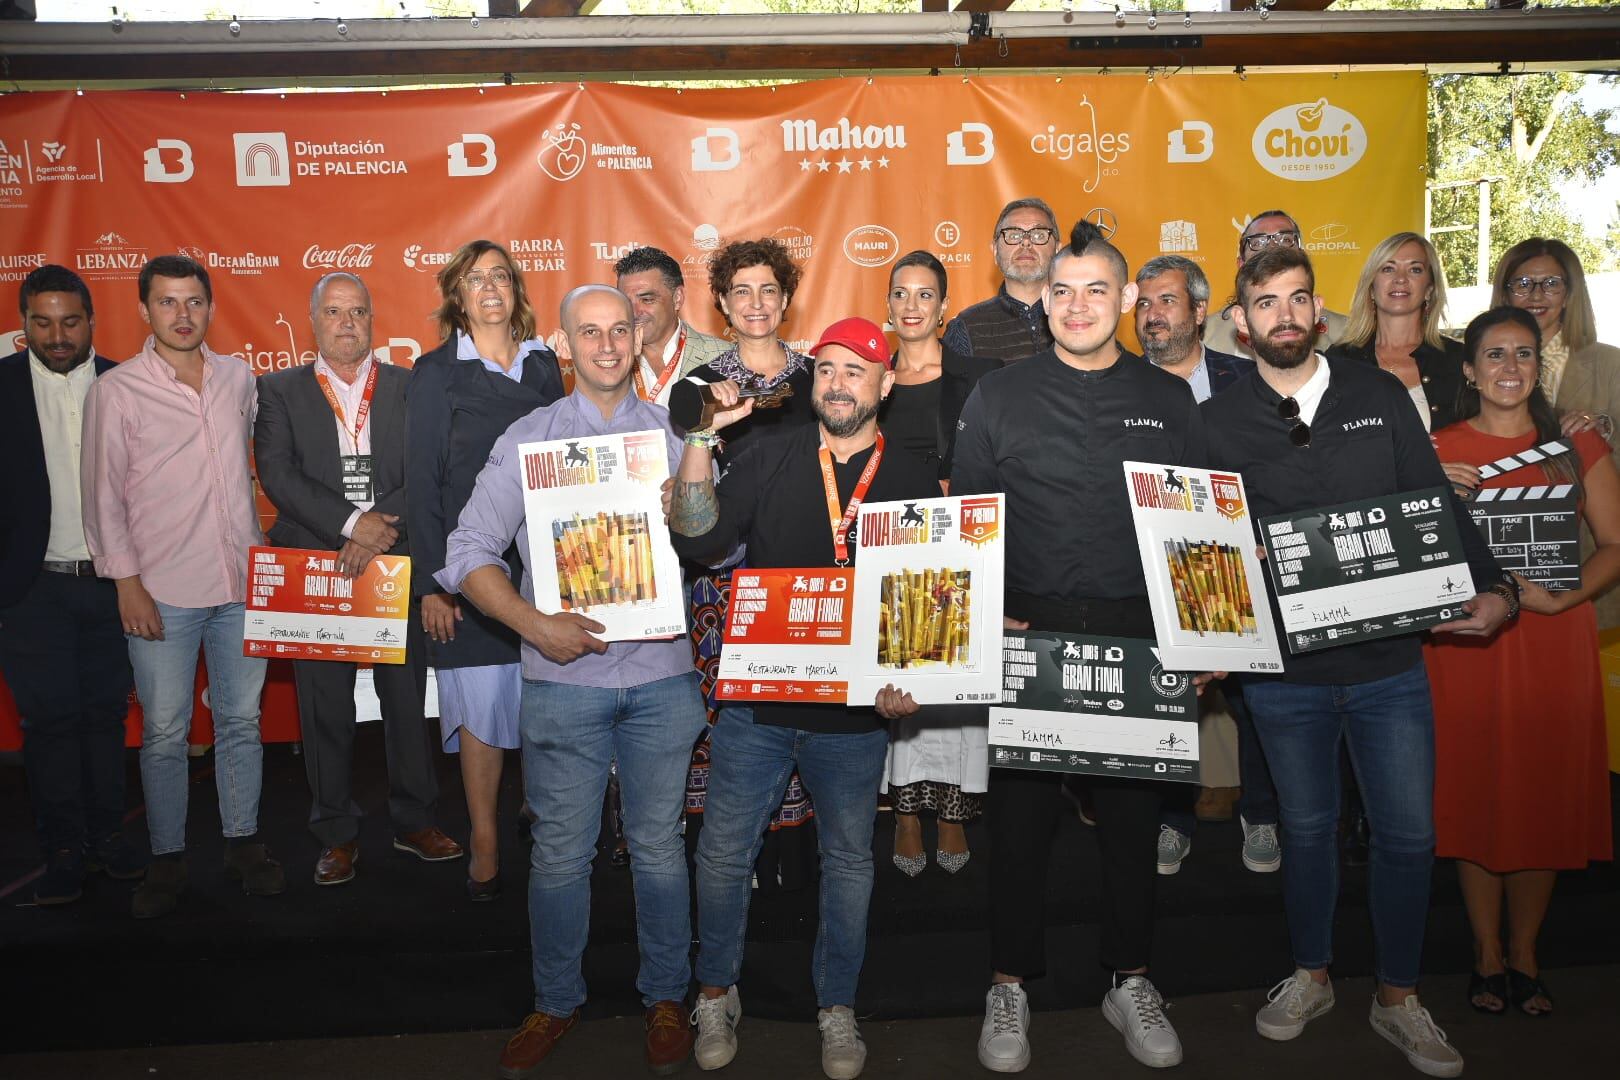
[294,606,437,846]
[0,570,133,854]
[988,592,1163,977]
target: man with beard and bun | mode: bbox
[1132,255,1281,879]
[669,317,932,1080]
[1202,246,1513,1078]
[0,265,141,905]
[614,246,730,409]
[954,222,1206,1072]
[942,197,1059,364]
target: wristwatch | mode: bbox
[1485,580,1520,621]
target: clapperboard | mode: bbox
[1466,439,1581,591]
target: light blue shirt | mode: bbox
[456,329,546,383]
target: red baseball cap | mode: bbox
[809,317,892,369]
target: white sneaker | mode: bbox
[817,1005,866,1080]
[977,983,1031,1073]
[691,986,741,1071]
[1241,816,1282,873]
[1256,969,1335,1041]
[1369,994,1464,1078]
[1156,825,1191,876]
[1102,974,1183,1068]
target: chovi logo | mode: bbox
[1251,98,1366,183]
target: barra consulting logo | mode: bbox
[1252,98,1367,182]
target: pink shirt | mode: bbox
[81,337,262,608]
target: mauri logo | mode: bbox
[536,123,587,182]
[1159,220,1198,254]
[946,122,994,166]
[234,132,291,187]
[691,127,740,172]
[1252,98,1367,182]
[1167,121,1213,164]
[843,225,899,268]
[144,139,194,183]
[448,134,497,177]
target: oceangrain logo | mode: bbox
[1252,98,1366,182]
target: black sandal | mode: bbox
[1506,968,1554,1017]
[1467,972,1508,1015]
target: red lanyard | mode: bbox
[818,432,884,566]
[314,359,379,453]
[633,326,686,403]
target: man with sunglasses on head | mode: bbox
[1202,245,1513,1079]
[1205,210,1349,362]
[942,197,1059,365]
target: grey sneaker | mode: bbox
[1156,824,1191,876]
[817,1006,866,1080]
[1256,969,1335,1041]
[1369,995,1463,1078]
[1241,816,1282,873]
[691,986,741,1071]
[977,983,1031,1073]
[1102,975,1183,1068]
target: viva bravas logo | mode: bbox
[1251,98,1367,182]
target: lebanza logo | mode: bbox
[536,123,587,182]
[1252,98,1367,182]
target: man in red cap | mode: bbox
[668,317,935,1080]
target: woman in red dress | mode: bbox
[1427,306,1619,1017]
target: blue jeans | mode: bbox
[1162,680,1278,832]
[129,601,268,856]
[521,672,709,1016]
[1240,662,1436,988]
[695,706,889,1008]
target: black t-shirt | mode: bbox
[671,422,940,733]
[880,377,944,465]
[952,347,1206,604]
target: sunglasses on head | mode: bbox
[1278,396,1311,448]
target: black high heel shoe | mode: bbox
[1506,969,1554,1017]
[1467,972,1507,1015]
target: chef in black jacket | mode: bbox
[953,221,1204,1073]
[1203,244,1512,1078]
[667,317,933,1078]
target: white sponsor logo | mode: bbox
[508,237,566,273]
[1030,96,1130,193]
[40,141,66,163]
[20,138,105,186]
[843,225,900,268]
[295,139,408,177]
[447,133,497,177]
[1083,207,1118,239]
[144,139,194,183]
[207,250,280,276]
[0,251,48,283]
[691,127,740,172]
[946,122,995,166]
[771,225,814,265]
[176,244,207,263]
[1167,121,1213,164]
[935,221,962,249]
[303,243,375,270]
[75,231,147,279]
[1306,222,1360,254]
[1159,219,1198,253]
[536,123,588,182]
[592,140,653,172]
[783,117,902,175]
[234,132,291,187]
[693,224,722,251]
[1252,98,1367,182]
[0,139,23,199]
[591,240,647,263]
[402,244,454,271]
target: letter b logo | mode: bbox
[448,134,497,177]
[1167,121,1214,164]
[144,139,194,183]
[691,127,740,172]
[946,122,994,166]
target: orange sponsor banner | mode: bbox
[716,567,855,703]
[243,546,412,664]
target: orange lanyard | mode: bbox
[633,326,686,403]
[314,360,379,453]
[818,432,884,566]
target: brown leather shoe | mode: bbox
[498,1010,579,1079]
[392,826,465,862]
[314,843,358,886]
[644,1000,693,1075]
[1194,786,1240,823]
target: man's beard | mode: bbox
[813,391,880,438]
[1249,321,1318,370]
[1141,321,1200,368]
[998,256,1048,287]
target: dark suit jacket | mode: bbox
[253,361,411,556]
[404,336,564,669]
[0,349,117,608]
[1204,345,1254,398]
[936,346,1002,480]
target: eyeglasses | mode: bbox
[1506,275,1566,298]
[997,226,1056,247]
[1278,396,1311,448]
[1242,231,1301,253]
[462,269,513,290]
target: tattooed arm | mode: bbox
[671,442,721,537]
[667,437,756,568]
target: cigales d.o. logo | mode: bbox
[1251,98,1366,183]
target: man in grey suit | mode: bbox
[253,272,463,886]
[615,246,729,407]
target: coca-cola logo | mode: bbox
[303,243,375,270]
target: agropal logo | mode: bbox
[1252,98,1367,182]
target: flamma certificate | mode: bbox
[243,546,411,663]
[518,429,686,642]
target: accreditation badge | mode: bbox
[341,454,375,504]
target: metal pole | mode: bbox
[1477,178,1493,287]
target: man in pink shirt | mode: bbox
[81,254,281,919]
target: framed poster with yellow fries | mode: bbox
[846,494,1005,706]
[1123,461,1284,674]
[518,429,686,642]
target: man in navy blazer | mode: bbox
[253,272,462,886]
[0,265,142,905]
